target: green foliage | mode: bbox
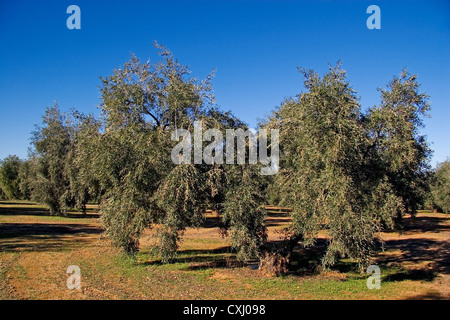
[223,165,267,261]
[17,158,34,200]
[366,69,431,220]
[29,104,73,215]
[63,111,102,213]
[27,105,101,215]
[90,44,267,261]
[431,160,450,213]
[153,164,205,261]
[264,64,429,270]
[95,124,167,255]
[0,155,23,199]
[18,47,434,270]
[0,188,6,200]
[93,46,207,258]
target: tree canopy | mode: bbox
[431,160,450,213]
[263,64,431,270]
[83,44,267,261]
[0,155,23,200]
[10,46,436,272]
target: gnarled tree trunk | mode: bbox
[258,234,303,276]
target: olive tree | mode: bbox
[17,158,34,200]
[366,69,432,223]
[63,111,102,214]
[0,155,23,199]
[431,160,450,213]
[29,104,74,215]
[90,44,267,261]
[262,64,418,272]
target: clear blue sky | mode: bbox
[0,0,449,166]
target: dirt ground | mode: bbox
[0,201,449,300]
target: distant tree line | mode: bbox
[1,44,448,273]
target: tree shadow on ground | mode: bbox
[0,201,38,206]
[383,269,438,282]
[264,212,290,218]
[375,237,449,282]
[402,216,450,233]
[140,246,248,270]
[405,291,448,300]
[265,218,291,227]
[373,212,450,283]
[0,223,103,238]
[182,258,246,270]
[0,222,104,252]
[0,205,99,218]
[201,212,290,229]
[288,238,362,275]
[0,206,51,216]
[202,216,223,229]
[0,236,98,253]
[280,213,450,280]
